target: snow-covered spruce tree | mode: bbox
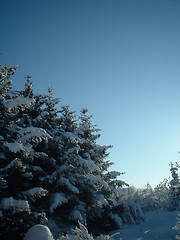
[169,162,180,210]
[44,87,60,130]
[0,67,51,240]
[0,66,18,139]
[22,76,51,130]
[46,105,83,233]
[0,66,18,199]
[44,106,126,235]
[73,108,126,234]
[0,66,127,238]
[45,106,109,234]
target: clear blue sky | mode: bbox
[1,0,180,188]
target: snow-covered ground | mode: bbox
[22,210,179,240]
[110,210,178,240]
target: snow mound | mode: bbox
[24,224,54,240]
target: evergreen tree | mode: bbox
[47,105,82,230]
[0,66,50,240]
[0,65,18,138]
[75,108,126,233]
[0,65,127,238]
[44,87,60,130]
[169,162,180,210]
[24,76,33,98]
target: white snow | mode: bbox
[5,96,35,112]
[23,171,33,179]
[0,152,5,159]
[23,187,48,199]
[63,132,78,144]
[50,193,68,213]
[69,209,83,222]
[35,152,49,158]
[78,157,100,173]
[36,111,50,121]
[0,135,4,141]
[107,171,121,179]
[0,197,30,213]
[110,210,178,240]
[18,126,52,143]
[0,158,25,173]
[96,193,109,206]
[24,224,54,240]
[87,174,109,188]
[110,213,123,229]
[4,141,32,154]
[32,165,44,172]
[58,177,79,194]
[22,210,179,240]
[65,146,80,155]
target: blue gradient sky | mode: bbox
[1,0,180,187]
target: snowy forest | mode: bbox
[1,65,180,240]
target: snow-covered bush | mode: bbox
[153,178,169,210]
[122,201,144,224]
[115,180,173,225]
[58,222,117,240]
[116,186,145,224]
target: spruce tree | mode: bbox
[75,108,126,233]
[169,162,180,210]
[46,105,82,230]
[0,65,127,238]
[0,66,50,240]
